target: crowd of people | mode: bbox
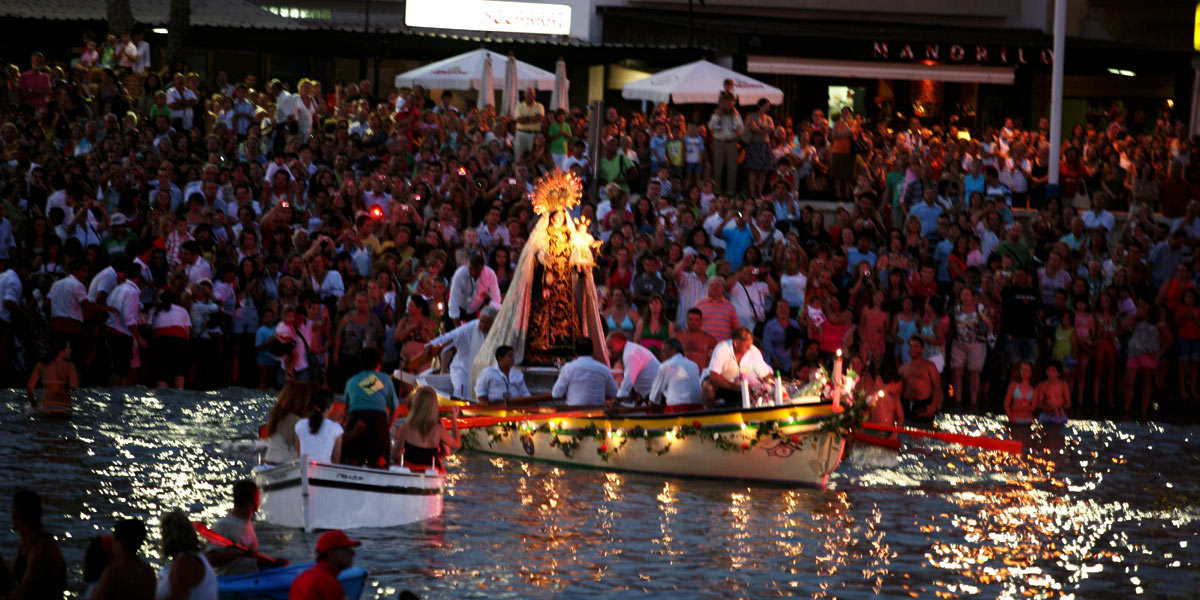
[2,38,1199,424]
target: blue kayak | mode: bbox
[218,563,368,599]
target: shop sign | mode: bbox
[872,42,1052,65]
[406,0,572,36]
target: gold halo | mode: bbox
[531,169,582,216]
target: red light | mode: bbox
[370,206,383,218]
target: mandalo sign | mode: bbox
[406,0,572,36]
[872,42,1053,65]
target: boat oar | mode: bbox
[853,431,902,450]
[193,522,288,567]
[863,423,1022,454]
[446,410,605,430]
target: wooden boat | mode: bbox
[253,458,444,531]
[457,402,847,488]
[218,563,368,599]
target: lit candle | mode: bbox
[833,348,844,388]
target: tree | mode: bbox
[165,0,191,71]
[106,0,135,36]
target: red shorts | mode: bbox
[1127,354,1158,370]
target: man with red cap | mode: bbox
[288,530,360,599]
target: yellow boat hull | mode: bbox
[458,402,847,488]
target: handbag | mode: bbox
[269,337,295,357]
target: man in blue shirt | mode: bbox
[845,231,877,274]
[341,347,397,467]
[715,212,756,270]
[909,187,944,239]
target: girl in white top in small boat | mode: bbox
[391,386,460,470]
[294,389,344,463]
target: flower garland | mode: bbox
[464,417,827,462]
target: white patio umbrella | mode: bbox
[501,52,519,116]
[550,57,569,112]
[394,48,555,91]
[622,59,784,105]
[477,51,494,109]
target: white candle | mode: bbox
[833,348,844,388]
[774,376,784,406]
[741,377,751,410]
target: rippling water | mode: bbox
[1,388,1197,599]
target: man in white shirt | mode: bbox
[49,260,98,369]
[725,266,771,331]
[447,254,501,323]
[552,338,617,407]
[607,332,660,401]
[0,256,21,369]
[648,338,702,412]
[513,87,544,160]
[427,306,496,398]
[702,327,773,408]
[105,262,145,386]
[133,29,151,74]
[1082,192,1116,233]
[87,258,123,305]
[165,73,198,130]
[474,345,530,404]
[178,241,213,285]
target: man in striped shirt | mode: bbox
[694,277,738,342]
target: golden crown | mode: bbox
[531,169,583,216]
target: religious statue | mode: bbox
[469,170,610,397]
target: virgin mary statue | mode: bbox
[469,170,609,398]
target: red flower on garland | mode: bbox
[549,439,557,447]
[741,443,749,450]
[692,421,702,428]
[600,444,608,452]
[791,435,799,444]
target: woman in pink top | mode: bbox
[1071,296,1094,408]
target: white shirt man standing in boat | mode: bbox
[649,338,703,413]
[606,331,660,403]
[702,327,774,408]
[447,253,501,324]
[475,345,529,404]
[552,338,617,406]
[205,480,280,576]
[426,306,497,398]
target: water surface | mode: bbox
[0,388,1196,599]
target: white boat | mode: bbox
[253,458,444,531]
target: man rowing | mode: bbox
[205,480,281,576]
[552,338,617,406]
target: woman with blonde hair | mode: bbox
[263,383,312,463]
[155,509,217,599]
[391,386,459,471]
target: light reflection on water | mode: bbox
[0,389,1196,599]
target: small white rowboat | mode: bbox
[254,458,444,531]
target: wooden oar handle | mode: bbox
[405,343,446,372]
[193,522,287,566]
[498,393,555,406]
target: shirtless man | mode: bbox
[26,340,78,416]
[1035,361,1071,423]
[677,308,718,371]
[867,368,905,433]
[0,489,66,599]
[88,519,156,600]
[899,337,942,421]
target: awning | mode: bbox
[747,56,1016,85]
